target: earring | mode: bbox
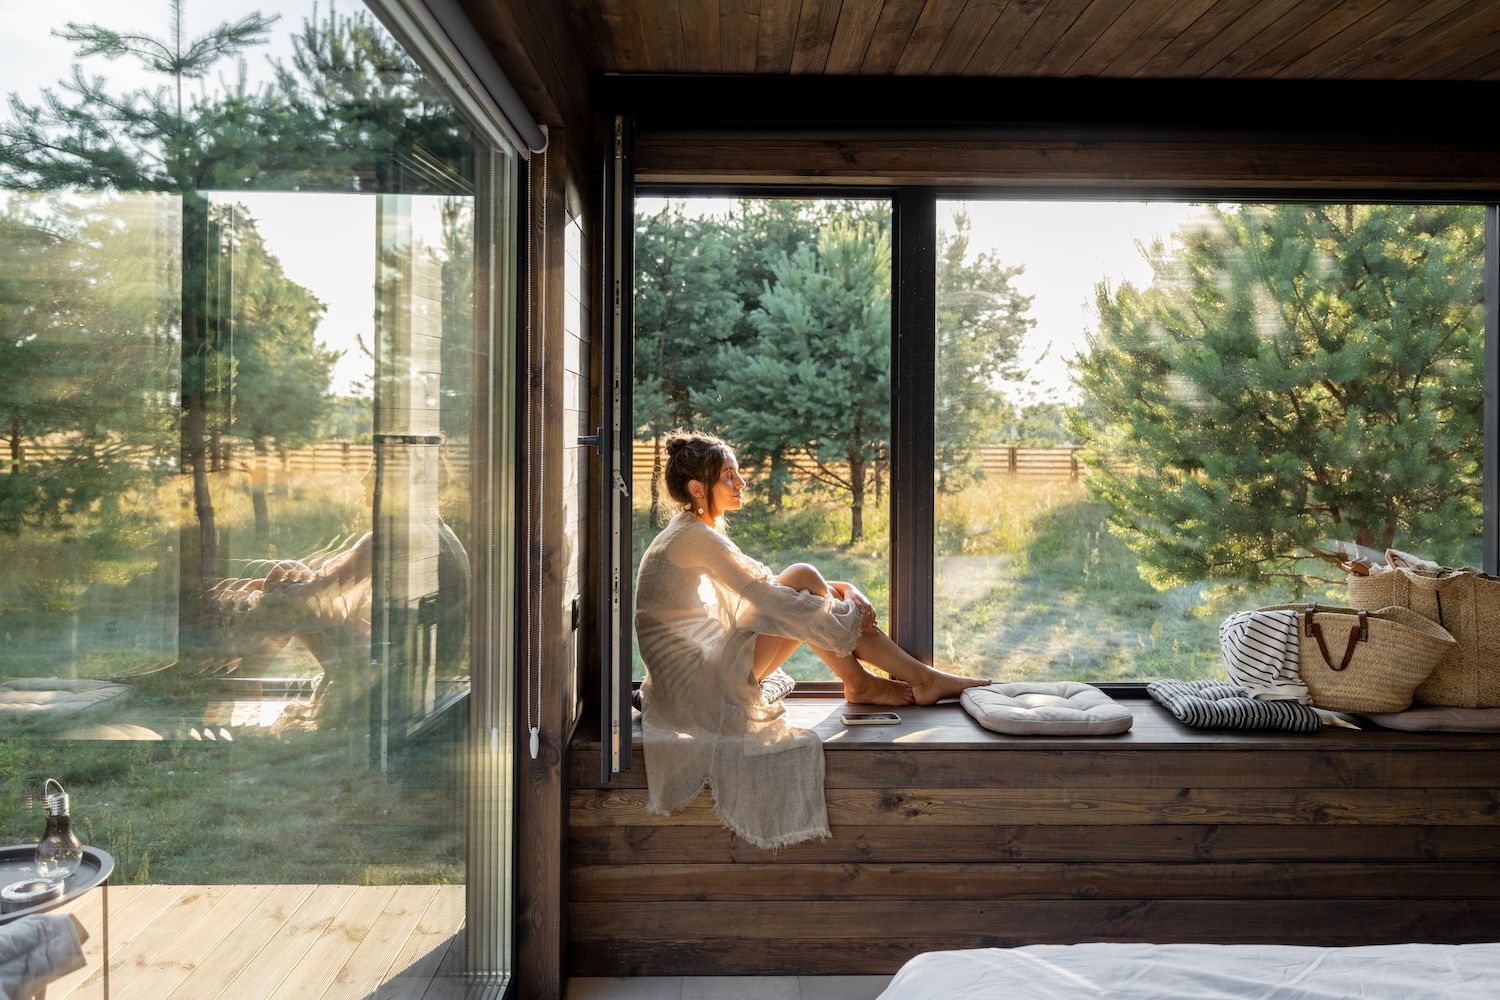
[697,506,705,515]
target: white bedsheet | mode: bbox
[877,942,1500,999]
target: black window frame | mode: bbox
[602,178,1500,717]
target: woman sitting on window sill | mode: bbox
[633,431,988,848]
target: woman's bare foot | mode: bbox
[909,668,990,706]
[843,672,916,707]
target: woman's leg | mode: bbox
[777,562,989,706]
[774,563,984,704]
[751,633,800,680]
[755,565,911,705]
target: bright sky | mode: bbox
[639,195,1208,404]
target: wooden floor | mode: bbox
[46,883,493,999]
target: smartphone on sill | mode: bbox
[841,712,901,725]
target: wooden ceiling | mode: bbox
[565,0,1500,80]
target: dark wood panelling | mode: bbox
[571,824,1500,865]
[573,748,1500,789]
[929,0,1009,76]
[636,1,686,73]
[516,141,568,1000]
[1128,0,1265,77]
[1207,0,1345,78]
[572,786,1500,827]
[632,135,1500,190]
[680,0,723,73]
[859,0,931,73]
[893,0,970,75]
[720,0,762,73]
[959,1,1032,77]
[572,903,1500,974]
[791,0,844,74]
[1372,5,1500,81]
[1091,0,1218,77]
[1228,0,1381,79]
[998,0,1099,76]
[564,0,1500,80]
[826,0,886,74]
[567,697,1500,975]
[573,861,1500,900]
[1034,0,1145,76]
[755,0,802,73]
[1271,0,1466,80]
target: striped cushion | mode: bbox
[1148,679,1322,732]
[1219,609,1309,702]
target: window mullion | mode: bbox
[891,188,937,661]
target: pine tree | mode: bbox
[1074,203,1485,592]
[935,211,1034,491]
[718,212,893,544]
[0,1,466,647]
[211,203,336,541]
[632,202,741,525]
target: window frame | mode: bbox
[611,179,1500,701]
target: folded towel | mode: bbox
[0,913,87,1000]
[1149,678,1321,732]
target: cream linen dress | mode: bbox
[635,508,864,848]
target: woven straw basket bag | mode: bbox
[1259,603,1456,713]
[1348,567,1500,708]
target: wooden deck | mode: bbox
[46,883,496,999]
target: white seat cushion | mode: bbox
[960,681,1134,736]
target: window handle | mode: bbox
[577,428,631,498]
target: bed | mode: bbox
[876,942,1500,999]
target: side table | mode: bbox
[1,844,115,998]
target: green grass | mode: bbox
[1,463,469,886]
[632,477,1356,684]
[0,701,466,885]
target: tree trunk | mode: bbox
[252,436,271,542]
[769,450,786,512]
[848,448,866,544]
[649,432,662,528]
[8,412,21,475]
[179,194,218,659]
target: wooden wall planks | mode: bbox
[567,701,1500,975]
[564,0,1500,81]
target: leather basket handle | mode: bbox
[1303,603,1367,672]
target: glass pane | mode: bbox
[0,3,508,967]
[934,200,1484,682]
[632,197,893,681]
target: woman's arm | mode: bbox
[690,531,863,655]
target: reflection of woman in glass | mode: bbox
[635,431,989,847]
[205,453,467,712]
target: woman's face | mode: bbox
[700,451,746,518]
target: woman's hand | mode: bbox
[832,581,878,633]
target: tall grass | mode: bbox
[628,475,1345,684]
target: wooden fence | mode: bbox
[3,439,471,480]
[631,445,1089,484]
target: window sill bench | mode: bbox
[567,696,1500,977]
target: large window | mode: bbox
[934,200,1484,682]
[625,193,1487,688]
[631,196,893,681]
[1,0,516,978]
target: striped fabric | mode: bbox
[1219,609,1310,703]
[1148,679,1322,732]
